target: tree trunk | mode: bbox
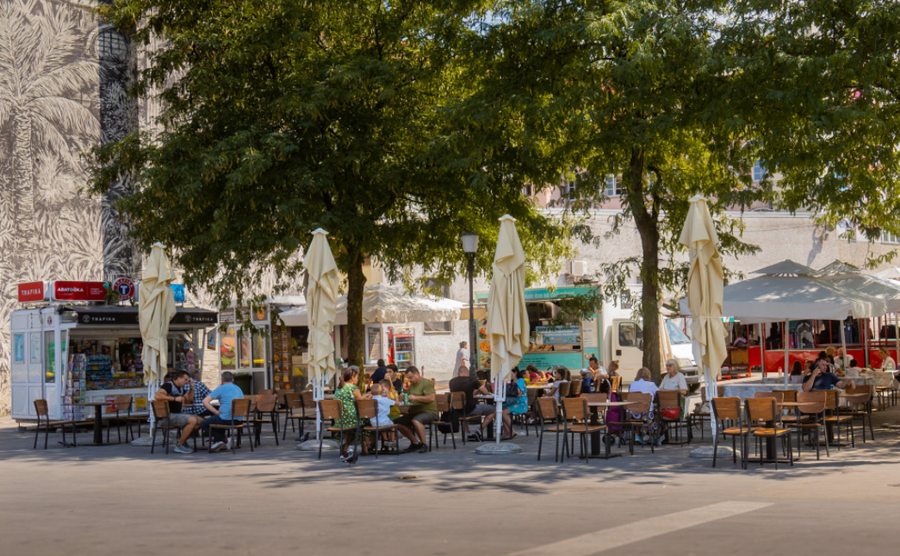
[345,243,366,380]
[627,148,664,384]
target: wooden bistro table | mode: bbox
[586,400,633,459]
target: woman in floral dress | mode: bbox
[334,367,371,456]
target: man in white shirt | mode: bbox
[453,341,468,377]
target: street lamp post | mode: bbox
[461,232,479,374]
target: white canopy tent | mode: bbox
[279,283,485,326]
[680,259,900,384]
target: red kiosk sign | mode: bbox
[17,282,47,302]
[51,281,108,302]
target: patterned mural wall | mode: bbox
[0,0,106,415]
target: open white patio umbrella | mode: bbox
[478,215,528,455]
[139,243,177,431]
[679,196,727,443]
[304,229,339,443]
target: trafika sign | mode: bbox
[50,281,108,302]
[112,277,136,300]
[17,282,47,302]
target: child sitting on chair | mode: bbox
[371,383,398,450]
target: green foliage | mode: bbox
[87,0,585,365]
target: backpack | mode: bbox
[437,411,460,434]
[505,380,520,399]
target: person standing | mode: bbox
[154,371,202,454]
[453,341,469,378]
[201,371,245,453]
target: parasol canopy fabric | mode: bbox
[139,243,177,385]
[304,229,339,385]
[679,196,728,381]
[487,215,529,383]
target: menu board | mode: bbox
[271,325,292,391]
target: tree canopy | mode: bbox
[88,0,586,367]
[460,0,900,379]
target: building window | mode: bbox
[606,175,622,197]
[424,279,451,333]
[880,231,900,244]
[752,161,767,182]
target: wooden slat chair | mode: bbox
[560,397,607,461]
[286,391,317,442]
[606,392,654,455]
[105,394,134,444]
[710,397,751,468]
[33,399,77,449]
[657,389,691,445]
[609,376,622,393]
[788,391,829,460]
[746,397,793,469]
[818,389,855,449]
[689,385,724,440]
[557,381,571,400]
[280,392,302,441]
[317,399,355,460]
[535,397,564,462]
[568,380,583,397]
[358,398,400,457]
[151,399,197,455]
[842,386,874,443]
[207,398,254,454]
[426,393,459,451]
[248,393,280,447]
[773,389,805,425]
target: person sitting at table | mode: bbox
[506,368,529,418]
[394,366,437,453]
[450,366,512,441]
[332,366,372,460]
[628,367,659,407]
[659,359,689,396]
[370,359,388,384]
[200,371,245,453]
[588,356,607,381]
[182,370,214,418]
[803,358,856,392]
[388,364,404,393]
[545,367,569,402]
[607,360,621,379]
[844,359,863,378]
[154,370,202,454]
[877,347,896,372]
[579,369,594,394]
[525,364,544,382]
[368,383,397,450]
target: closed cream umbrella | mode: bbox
[139,243,177,438]
[140,243,177,385]
[679,196,727,445]
[304,229,339,446]
[478,215,528,455]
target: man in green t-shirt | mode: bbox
[395,366,437,453]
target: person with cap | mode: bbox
[579,368,594,394]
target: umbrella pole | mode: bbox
[476,362,522,455]
[895,313,899,368]
[841,322,848,372]
[783,320,789,387]
[863,319,870,368]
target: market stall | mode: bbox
[11,302,216,421]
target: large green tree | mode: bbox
[462,0,900,381]
[461,0,762,381]
[88,0,584,367]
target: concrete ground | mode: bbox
[3,396,900,556]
